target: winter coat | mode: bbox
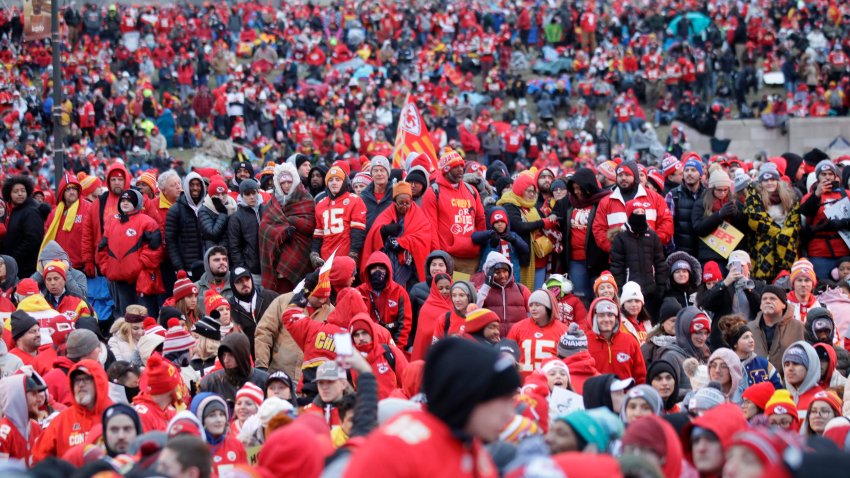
[228,199,264,275]
[421,172,487,259]
[198,194,237,252]
[499,199,545,270]
[357,251,413,349]
[698,280,763,348]
[360,182,394,232]
[195,247,233,316]
[96,193,162,286]
[474,252,531,336]
[0,374,42,464]
[554,169,611,278]
[748,312,805,373]
[412,276,453,361]
[229,285,277,352]
[199,333,269,404]
[800,189,850,259]
[783,341,823,420]
[562,351,599,394]
[659,307,712,392]
[471,209,529,284]
[667,184,704,256]
[254,291,333,382]
[662,251,702,309]
[42,175,90,269]
[165,172,207,274]
[349,314,408,399]
[691,192,748,264]
[409,251,455,327]
[609,226,668,298]
[592,184,674,253]
[133,392,176,433]
[1,197,44,279]
[32,360,112,462]
[587,309,647,383]
[82,163,131,274]
[803,307,850,378]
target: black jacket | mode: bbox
[668,184,704,256]
[198,196,235,252]
[360,182,394,232]
[0,198,44,279]
[697,280,763,349]
[609,226,668,297]
[691,192,748,264]
[165,193,206,273]
[556,169,612,278]
[229,287,278,358]
[227,202,264,275]
[501,202,545,268]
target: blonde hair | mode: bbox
[196,336,220,360]
[756,179,797,213]
[124,304,149,317]
[109,318,135,346]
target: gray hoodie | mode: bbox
[195,247,233,316]
[783,341,822,418]
[30,241,87,298]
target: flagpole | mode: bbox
[51,0,64,195]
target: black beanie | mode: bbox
[119,189,141,209]
[234,161,255,178]
[762,285,787,308]
[10,310,38,342]
[406,169,428,187]
[423,338,520,432]
[158,306,184,328]
[102,403,143,457]
[658,297,683,323]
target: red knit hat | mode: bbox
[511,171,537,196]
[43,261,67,281]
[143,316,166,337]
[163,318,196,355]
[16,278,40,297]
[462,308,500,334]
[204,290,229,314]
[144,353,180,395]
[702,261,722,283]
[593,271,618,296]
[741,381,775,411]
[172,270,198,302]
[78,173,102,197]
[236,382,264,407]
[490,209,508,225]
[439,149,465,173]
[810,390,842,416]
[209,176,228,196]
[329,256,356,290]
[689,313,711,335]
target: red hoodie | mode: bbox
[349,313,408,399]
[586,298,647,384]
[256,415,333,478]
[562,351,600,395]
[411,274,453,361]
[43,174,91,268]
[32,359,112,462]
[42,356,76,407]
[82,163,131,273]
[420,171,487,259]
[390,360,424,400]
[356,252,413,349]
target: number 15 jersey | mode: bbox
[314,191,367,258]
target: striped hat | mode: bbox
[143,316,166,337]
[462,308,500,334]
[137,170,158,193]
[77,172,102,197]
[192,315,221,341]
[163,318,196,355]
[173,270,198,302]
[236,382,264,407]
[790,258,816,285]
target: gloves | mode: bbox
[387,237,402,252]
[284,225,296,240]
[310,252,325,268]
[84,263,97,278]
[719,201,737,218]
[489,230,500,247]
[380,223,402,241]
[486,267,496,286]
[542,218,556,229]
[211,197,227,214]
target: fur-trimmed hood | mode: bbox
[667,251,702,289]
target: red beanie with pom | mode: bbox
[143,353,181,395]
[172,270,198,302]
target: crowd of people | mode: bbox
[3,0,850,477]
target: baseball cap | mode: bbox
[610,377,635,392]
[313,361,345,382]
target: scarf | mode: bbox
[159,194,174,209]
[40,200,79,255]
[497,190,542,289]
[789,291,817,322]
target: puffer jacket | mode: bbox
[164,172,207,275]
[82,162,131,275]
[800,188,850,259]
[227,196,264,275]
[474,251,531,336]
[96,190,162,284]
[198,193,237,252]
[609,225,668,298]
[804,307,850,378]
[667,183,703,256]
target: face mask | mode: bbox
[370,269,387,292]
[125,386,140,403]
[628,213,648,233]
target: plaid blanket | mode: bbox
[259,186,316,291]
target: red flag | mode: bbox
[391,97,438,171]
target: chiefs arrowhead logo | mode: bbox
[616,352,631,363]
[534,332,544,338]
[126,228,137,237]
[377,363,389,374]
[388,300,398,308]
[400,104,422,136]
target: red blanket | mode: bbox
[363,202,432,283]
[259,186,316,291]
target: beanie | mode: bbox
[65,329,100,360]
[702,261,722,283]
[163,319,196,355]
[144,353,180,395]
[757,163,780,183]
[370,155,391,173]
[438,149,464,174]
[683,156,704,175]
[783,344,810,369]
[597,161,618,181]
[462,308,500,334]
[619,385,664,422]
[16,278,40,298]
[733,169,752,194]
[528,289,553,309]
[143,317,166,337]
[557,323,588,358]
[730,428,803,469]
[236,382,264,408]
[511,172,536,196]
[43,261,67,281]
[119,189,140,208]
[392,181,413,198]
[204,290,229,315]
[208,176,228,196]
[192,315,221,341]
[554,411,609,452]
[689,313,711,335]
[765,389,798,419]
[658,297,682,322]
[790,258,817,286]
[172,270,198,302]
[762,285,787,308]
[661,155,683,177]
[741,382,776,411]
[78,173,103,197]
[239,178,260,195]
[325,166,346,184]
[10,310,38,342]
[593,271,618,296]
[619,281,644,304]
[423,338,520,431]
[138,171,158,193]
[352,172,372,188]
[815,159,839,178]
[234,161,255,177]
[137,334,165,364]
[708,169,732,189]
[811,390,842,417]
[688,383,725,412]
[193,393,229,423]
[727,250,752,266]
[406,169,428,187]
[621,416,672,460]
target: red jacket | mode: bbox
[43,356,75,407]
[507,302,570,376]
[210,434,248,476]
[284,307,347,370]
[44,175,90,268]
[133,393,177,433]
[800,190,850,258]
[588,328,646,384]
[32,360,112,462]
[10,345,56,377]
[592,184,673,252]
[349,314,408,399]
[0,374,42,464]
[357,252,413,349]
[82,163,131,272]
[344,410,498,478]
[96,192,163,284]
[411,278,453,361]
[563,351,599,394]
[555,294,589,331]
[421,172,487,259]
